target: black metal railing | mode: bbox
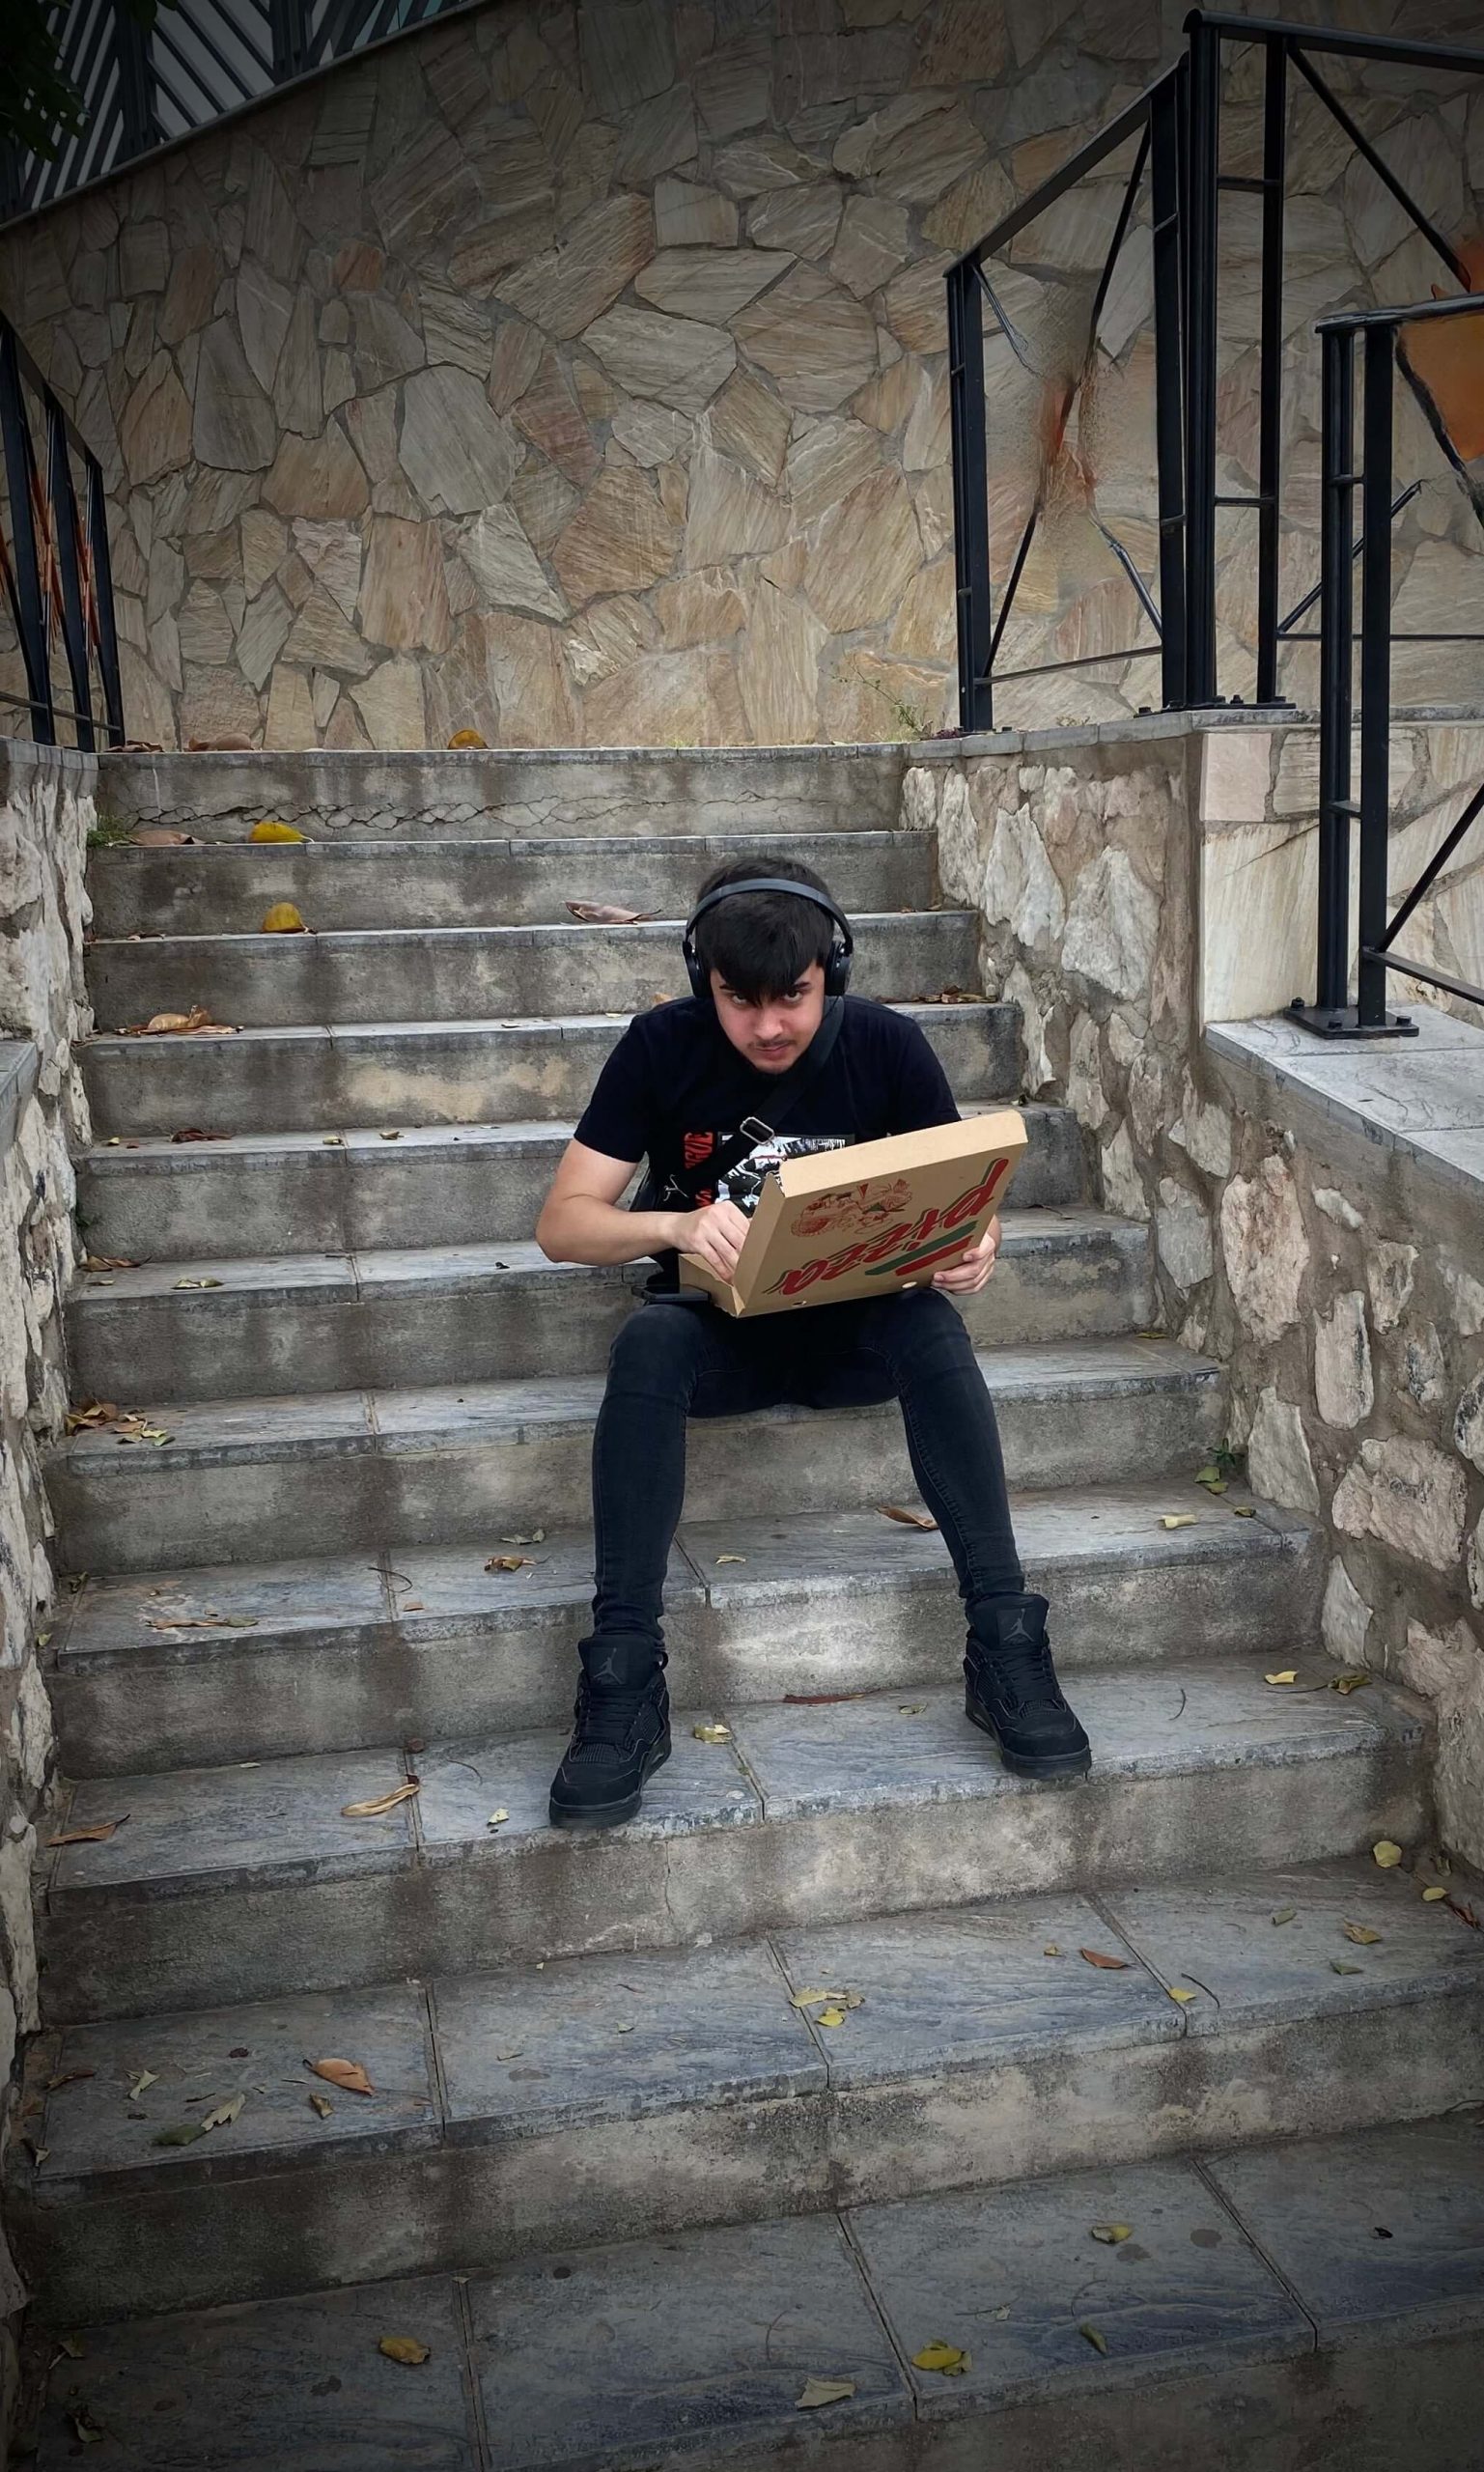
[1,0,469,222]
[947,8,1484,735]
[0,310,125,750]
[1289,294,1484,1041]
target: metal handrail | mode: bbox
[1290,294,1484,1040]
[0,311,125,750]
[945,7,1484,735]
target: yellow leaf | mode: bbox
[692,1724,732,1743]
[200,2093,245,2131]
[1043,1944,1062,1956]
[1331,1671,1372,1695]
[1233,1504,1257,1518]
[378,2336,431,2366]
[1272,1908,1297,1925]
[341,1782,420,1817]
[1090,2223,1133,2243]
[1373,1840,1404,1868]
[485,1555,530,1573]
[898,1702,927,1715]
[1331,1960,1364,1975]
[1079,2322,1109,2356]
[1161,1514,1197,1530]
[912,2343,969,2375]
[714,1555,746,1565]
[248,819,306,842]
[127,2069,157,2098]
[446,730,487,749]
[797,2376,855,2409]
[309,2092,333,2119]
[816,2007,848,2028]
[1343,1922,1382,1945]
[1167,1986,1198,2005]
[487,1809,510,1830]
[262,902,308,933]
[1264,1671,1299,1686]
[308,2057,375,2096]
[1423,1886,1448,1901]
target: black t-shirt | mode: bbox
[574,994,959,1284]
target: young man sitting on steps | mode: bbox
[535,857,1092,1830]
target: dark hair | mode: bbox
[691,856,839,1002]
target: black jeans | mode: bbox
[589,1287,1024,1652]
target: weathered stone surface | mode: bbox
[914,0,1009,81]
[1246,1386,1321,1518]
[157,244,218,347]
[511,462,579,554]
[193,319,276,470]
[611,403,694,467]
[353,295,424,392]
[371,115,480,255]
[1395,1617,1484,1868]
[282,585,374,675]
[292,519,361,619]
[748,185,843,260]
[358,516,453,652]
[923,160,1015,255]
[1332,1437,1469,1571]
[418,285,493,379]
[513,352,599,488]
[262,427,370,520]
[272,290,322,436]
[1061,846,1160,1002]
[683,437,787,568]
[399,367,519,513]
[583,304,736,414]
[981,797,1065,952]
[1470,1513,1484,1615]
[709,367,791,483]
[655,179,740,247]
[1312,1185,1362,1233]
[882,254,951,353]
[733,266,878,413]
[551,466,682,604]
[489,320,546,415]
[458,506,566,620]
[1366,1240,1417,1334]
[1219,1155,1308,1348]
[694,39,771,140]
[615,85,699,183]
[236,580,294,691]
[496,194,655,339]
[120,353,192,486]
[803,465,920,632]
[830,196,912,297]
[872,99,985,204]
[887,556,954,660]
[177,581,235,667]
[448,208,560,295]
[1456,1371,1484,1477]
[1441,1255,1484,1337]
[350,655,427,749]
[635,247,793,323]
[784,417,880,526]
[1156,1177,1214,1293]
[714,133,817,198]
[1320,1555,1371,1666]
[584,645,746,745]
[655,567,744,648]
[264,660,317,747]
[579,0,675,116]
[1314,1291,1374,1431]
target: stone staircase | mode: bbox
[17,748,1484,2467]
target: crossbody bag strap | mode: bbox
[637,997,847,1216]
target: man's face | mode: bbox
[710,961,826,1072]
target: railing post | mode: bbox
[1255,32,1288,704]
[1183,9,1221,704]
[46,398,96,753]
[946,258,993,735]
[1357,323,1395,1032]
[1313,323,1354,1019]
[86,458,126,747]
[0,323,54,744]
[114,0,159,162]
[1150,63,1187,709]
[269,0,314,81]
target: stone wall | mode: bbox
[0,741,95,2425]
[0,0,1480,752]
[906,712,1484,1868]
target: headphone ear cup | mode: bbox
[683,936,707,998]
[826,938,852,997]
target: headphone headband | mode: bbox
[682,878,854,1001]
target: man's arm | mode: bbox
[535,1138,752,1280]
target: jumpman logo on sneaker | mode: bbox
[587,1646,628,1686]
[1002,1613,1034,1643]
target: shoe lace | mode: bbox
[568,1680,655,1761]
[984,1635,1066,1715]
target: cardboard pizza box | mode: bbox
[679,1110,1026,1318]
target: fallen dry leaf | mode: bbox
[1090,2223,1133,2244]
[1043,1944,1062,1956]
[1160,1514,1198,1530]
[262,902,308,934]
[1422,1886,1448,1901]
[308,2057,375,2096]
[128,1006,238,1037]
[200,2093,246,2132]
[1272,1907,1297,1926]
[378,2336,430,2366]
[1232,1504,1257,1518]
[485,1555,530,1573]
[912,2342,969,2374]
[378,1129,402,1140]
[1330,1671,1372,1695]
[146,1613,258,1632]
[1373,1840,1404,1869]
[247,819,307,842]
[1167,1986,1198,2005]
[914,987,980,1005]
[127,2069,157,2098]
[129,828,193,847]
[1265,1670,1299,1687]
[67,2403,108,2445]
[170,1127,230,1142]
[877,1503,938,1530]
[487,1810,510,1830]
[816,2007,849,2028]
[46,2068,97,2093]
[797,2376,856,2408]
[1330,1959,1364,1976]
[1447,1896,1480,1928]
[1079,1948,1130,1970]
[692,1723,732,1744]
[499,1531,546,1546]
[341,1782,420,1817]
[188,732,253,750]
[564,902,656,924]
[714,1554,746,1565]
[174,1277,224,1290]
[1343,1922,1383,1946]
[447,730,487,749]
[1079,2323,1109,2356]
[154,2121,206,2147]
[898,1702,926,1715]
[83,1253,139,1273]
[66,1398,123,1432]
[48,1818,126,1846]
[309,2092,333,2119]
[790,1987,863,2011]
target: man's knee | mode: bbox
[856,1288,975,1376]
[606,1302,708,1400]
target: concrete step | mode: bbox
[27,2111,1484,2466]
[47,1338,1225,1574]
[68,1209,1154,1401]
[18,1858,1482,2330]
[38,1660,1429,2022]
[87,829,938,938]
[81,998,1017,1137]
[47,1480,1320,1773]
[75,1103,1088,1261]
[95,743,909,843]
[87,912,981,1032]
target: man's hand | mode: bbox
[673,1197,752,1280]
[930,1213,1002,1296]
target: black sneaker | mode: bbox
[965,1592,1092,1780]
[548,1636,671,1831]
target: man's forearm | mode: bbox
[536,1194,682,1266]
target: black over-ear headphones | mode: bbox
[682,879,854,1001]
